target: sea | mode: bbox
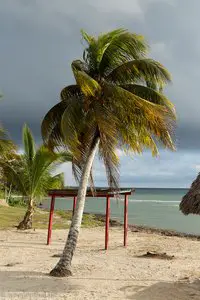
[43,188,200,235]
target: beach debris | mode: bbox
[130,225,200,240]
[138,251,175,260]
[52,254,62,258]
[179,276,190,281]
[5,262,22,267]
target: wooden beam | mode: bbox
[48,188,134,198]
[72,196,77,216]
[124,194,128,247]
[47,195,55,245]
[105,196,110,250]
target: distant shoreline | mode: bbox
[94,213,200,240]
[38,202,200,241]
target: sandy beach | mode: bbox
[1,227,200,299]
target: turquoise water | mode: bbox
[43,188,200,235]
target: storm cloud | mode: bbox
[0,0,200,187]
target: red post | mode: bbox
[105,196,110,250]
[72,196,77,216]
[47,195,55,245]
[124,194,128,247]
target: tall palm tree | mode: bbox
[42,29,176,277]
[1,124,72,229]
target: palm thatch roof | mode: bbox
[180,173,200,215]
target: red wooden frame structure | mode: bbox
[47,188,134,250]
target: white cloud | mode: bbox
[195,165,200,171]
[150,42,173,61]
[54,150,200,188]
[144,0,176,5]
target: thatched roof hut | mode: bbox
[180,174,200,215]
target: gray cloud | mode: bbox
[1,0,200,186]
[91,150,199,188]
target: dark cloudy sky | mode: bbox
[0,0,199,187]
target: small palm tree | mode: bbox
[1,124,72,229]
[42,29,176,277]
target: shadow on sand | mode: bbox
[0,270,82,296]
[123,279,200,300]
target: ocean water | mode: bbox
[43,188,200,235]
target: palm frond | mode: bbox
[41,101,68,147]
[71,60,89,74]
[103,83,175,152]
[42,85,82,148]
[71,65,101,97]
[70,112,98,182]
[98,31,148,74]
[30,146,61,196]
[61,97,84,154]
[46,123,65,150]
[99,139,120,189]
[106,59,172,87]
[120,84,176,118]
[93,101,119,189]
[50,173,65,189]
[57,151,73,163]
[81,30,98,72]
[60,84,82,100]
[96,29,126,66]
[22,124,36,165]
[119,125,159,156]
[81,29,96,45]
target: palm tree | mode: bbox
[0,151,20,200]
[0,128,18,198]
[0,127,16,155]
[1,124,72,229]
[42,29,176,277]
[0,95,16,156]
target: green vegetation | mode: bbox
[56,210,104,228]
[0,205,104,230]
[0,126,16,155]
[7,196,26,207]
[0,125,72,230]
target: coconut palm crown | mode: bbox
[42,28,176,189]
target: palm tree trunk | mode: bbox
[7,184,12,200]
[17,198,34,230]
[50,139,99,277]
[4,184,7,203]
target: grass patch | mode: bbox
[0,206,26,229]
[56,210,104,228]
[0,206,105,230]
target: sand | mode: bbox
[1,227,200,299]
